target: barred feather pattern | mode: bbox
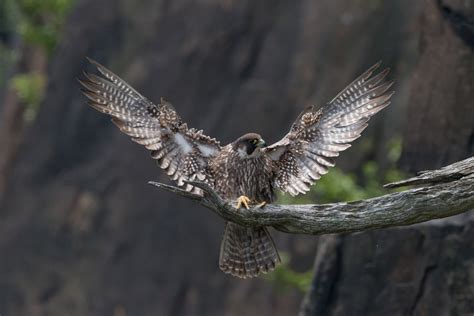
[264,62,394,196]
[210,147,275,202]
[79,59,394,279]
[219,222,280,278]
[211,147,281,278]
[79,58,221,193]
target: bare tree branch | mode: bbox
[384,157,474,188]
[149,157,474,235]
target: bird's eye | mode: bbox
[251,139,258,145]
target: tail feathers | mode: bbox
[219,222,281,278]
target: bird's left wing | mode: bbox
[263,62,394,196]
[79,58,221,192]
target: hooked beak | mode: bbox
[258,139,267,148]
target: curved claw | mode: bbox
[256,201,267,208]
[235,195,251,209]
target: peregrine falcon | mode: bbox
[79,59,393,278]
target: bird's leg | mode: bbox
[235,195,251,209]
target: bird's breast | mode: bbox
[215,155,275,203]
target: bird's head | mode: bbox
[232,133,267,159]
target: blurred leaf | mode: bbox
[10,72,46,122]
[1,0,74,124]
[0,0,20,36]
[0,45,18,85]
[271,139,407,291]
[263,252,313,293]
[15,0,75,53]
[277,167,367,205]
[387,137,402,164]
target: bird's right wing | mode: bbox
[79,58,221,193]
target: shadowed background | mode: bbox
[0,0,473,315]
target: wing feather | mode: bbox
[79,58,221,192]
[264,62,394,196]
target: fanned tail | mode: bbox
[219,222,281,278]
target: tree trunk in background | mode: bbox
[0,0,470,315]
[301,1,474,315]
[0,44,47,202]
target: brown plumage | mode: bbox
[79,59,394,278]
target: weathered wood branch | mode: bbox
[149,157,474,235]
[384,157,474,188]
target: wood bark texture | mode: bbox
[150,157,474,235]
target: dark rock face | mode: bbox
[303,224,474,316]
[400,0,474,172]
[2,0,472,315]
[301,1,474,315]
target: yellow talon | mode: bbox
[235,195,251,209]
[256,201,266,208]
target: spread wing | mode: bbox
[79,58,221,193]
[264,62,394,196]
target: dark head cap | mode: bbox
[233,133,266,156]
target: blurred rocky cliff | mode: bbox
[0,0,472,315]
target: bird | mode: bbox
[79,58,394,278]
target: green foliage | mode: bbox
[0,0,74,54]
[16,0,75,53]
[0,0,19,85]
[0,0,20,36]
[0,46,16,86]
[278,167,368,205]
[263,252,313,293]
[0,0,74,124]
[270,138,406,292]
[10,72,46,122]
[387,137,402,163]
[278,137,405,205]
